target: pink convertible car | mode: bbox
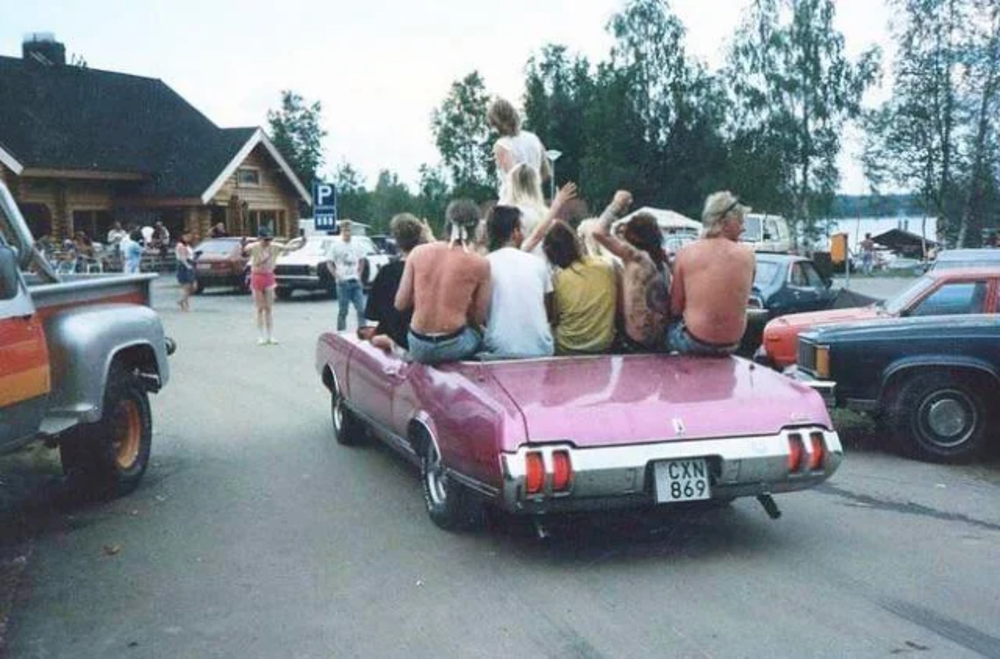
[316,334,843,531]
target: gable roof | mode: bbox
[0,56,308,202]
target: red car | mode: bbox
[758,268,1000,369]
[192,237,250,294]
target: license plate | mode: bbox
[654,458,711,503]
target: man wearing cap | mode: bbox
[395,199,491,364]
[327,220,368,332]
[666,191,755,356]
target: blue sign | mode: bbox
[312,181,338,231]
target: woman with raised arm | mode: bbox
[242,226,306,345]
[592,190,671,352]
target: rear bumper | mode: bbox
[497,428,841,514]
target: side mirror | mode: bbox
[0,244,22,301]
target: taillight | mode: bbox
[525,452,544,494]
[788,434,804,472]
[808,432,826,471]
[552,450,573,492]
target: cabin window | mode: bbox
[237,168,261,187]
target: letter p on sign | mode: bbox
[316,185,334,208]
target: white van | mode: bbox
[742,214,792,253]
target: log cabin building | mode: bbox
[0,35,310,244]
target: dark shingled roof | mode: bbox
[0,56,258,198]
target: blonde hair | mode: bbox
[502,163,547,216]
[487,98,520,136]
[701,191,750,238]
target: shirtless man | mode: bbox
[667,191,755,356]
[593,190,671,351]
[395,199,491,364]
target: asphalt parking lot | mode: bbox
[2,273,999,658]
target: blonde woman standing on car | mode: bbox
[242,226,306,345]
[501,164,550,257]
[488,98,550,200]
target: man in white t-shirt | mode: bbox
[326,220,368,331]
[482,205,554,358]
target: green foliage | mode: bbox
[267,90,327,190]
[430,72,496,199]
[727,0,881,241]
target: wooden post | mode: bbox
[53,181,70,242]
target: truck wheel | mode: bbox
[888,371,992,462]
[331,388,365,446]
[275,287,293,301]
[60,366,152,497]
[421,440,484,531]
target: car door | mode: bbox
[346,341,403,434]
[906,279,990,317]
[785,262,824,313]
[802,261,836,310]
[0,243,51,448]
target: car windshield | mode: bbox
[882,275,936,314]
[195,240,237,255]
[754,261,781,286]
[742,216,762,242]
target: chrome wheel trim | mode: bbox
[332,392,344,435]
[921,389,976,447]
[425,445,449,507]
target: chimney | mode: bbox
[22,33,66,66]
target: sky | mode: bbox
[1,0,894,195]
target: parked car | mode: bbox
[1,181,173,496]
[742,253,838,355]
[758,268,1000,369]
[274,236,341,299]
[315,334,842,531]
[193,237,250,294]
[794,315,999,463]
[930,248,1000,271]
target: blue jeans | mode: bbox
[407,327,481,364]
[666,321,738,357]
[337,279,366,331]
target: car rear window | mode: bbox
[754,261,780,286]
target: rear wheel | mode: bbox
[331,386,365,446]
[60,365,152,497]
[888,371,993,462]
[421,440,484,531]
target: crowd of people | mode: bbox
[354,98,756,365]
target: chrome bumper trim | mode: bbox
[499,428,841,514]
[784,366,836,408]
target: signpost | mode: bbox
[312,181,338,232]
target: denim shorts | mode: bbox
[407,326,481,364]
[666,321,738,357]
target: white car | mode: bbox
[274,235,391,300]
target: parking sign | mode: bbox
[313,182,337,231]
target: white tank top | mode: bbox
[496,131,544,197]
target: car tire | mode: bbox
[421,440,484,531]
[275,287,293,301]
[331,387,365,446]
[59,364,152,497]
[888,371,993,462]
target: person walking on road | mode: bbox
[175,231,196,312]
[327,220,368,332]
[243,227,306,345]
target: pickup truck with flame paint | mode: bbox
[0,182,172,496]
[316,332,842,531]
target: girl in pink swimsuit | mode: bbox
[243,226,306,345]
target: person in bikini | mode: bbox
[243,226,306,345]
[593,190,671,352]
[667,191,755,356]
[394,200,491,364]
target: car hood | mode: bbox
[484,355,831,447]
[277,251,328,266]
[768,305,881,330]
